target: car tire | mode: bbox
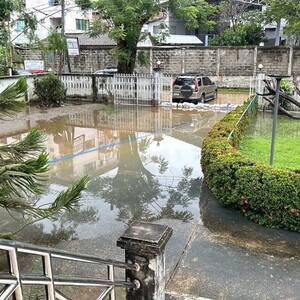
[193,99,199,105]
[201,94,205,103]
[214,91,218,99]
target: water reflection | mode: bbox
[0,105,224,243]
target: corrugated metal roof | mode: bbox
[66,33,202,47]
[161,35,203,45]
[66,33,116,46]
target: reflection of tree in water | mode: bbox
[89,132,200,223]
[12,203,99,244]
[151,167,200,222]
[37,117,75,154]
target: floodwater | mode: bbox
[0,105,223,236]
[1,103,300,300]
[212,91,249,105]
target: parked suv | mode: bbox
[172,74,217,104]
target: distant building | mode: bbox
[11,0,93,45]
[141,0,205,45]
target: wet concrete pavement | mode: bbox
[167,186,300,300]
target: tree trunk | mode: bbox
[117,48,138,74]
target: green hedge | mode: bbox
[201,99,300,232]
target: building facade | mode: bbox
[12,0,93,45]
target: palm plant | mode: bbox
[0,77,89,237]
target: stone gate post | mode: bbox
[117,222,173,300]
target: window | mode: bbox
[174,78,194,86]
[48,0,59,6]
[16,20,25,32]
[153,25,160,34]
[198,78,202,86]
[170,25,176,34]
[76,19,90,31]
[202,77,212,86]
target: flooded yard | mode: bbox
[0,102,300,299]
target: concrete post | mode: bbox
[117,222,173,300]
[92,74,98,102]
[216,48,220,77]
[288,46,293,76]
[181,48,186,74]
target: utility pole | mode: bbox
[61,0,71,73]
[275,19,281,46]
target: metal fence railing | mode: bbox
[227,96,258,141]
[0,239,138,300]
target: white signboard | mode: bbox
[66,37,80,56]
[24,60,44,71]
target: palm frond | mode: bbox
[0,129,46,162]
[0,152,49,199]
[50,176,89,212]
[33,176,89,219]
[0,77,27,118]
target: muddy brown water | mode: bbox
[0,101,299,300]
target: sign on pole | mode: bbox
[66,37,80,56]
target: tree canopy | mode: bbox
[0,0,37,75]
[265,0,300,43]
[76,0,216,73]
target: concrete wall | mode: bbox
[18,46,300,88]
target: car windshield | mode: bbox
[174,78,194,86]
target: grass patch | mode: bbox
[218,87,249,94]
[240,112,300,170]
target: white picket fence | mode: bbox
[61,74,94,98]
[113,74,173,105]
[60,73,173,106]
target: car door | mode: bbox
[197,77,203,97]
[203,77,213,98]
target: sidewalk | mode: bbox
[166,185,300,299]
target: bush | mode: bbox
[209,23,264,46]
[34,75,66,107]
[201,98,300,232]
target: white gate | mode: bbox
[113,73,173,106]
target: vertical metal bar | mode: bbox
[270,77,281,165]
[43,254,55,300]
[8,248,23,300]
[108,265,115,300]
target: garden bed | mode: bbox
[201,98,300,232]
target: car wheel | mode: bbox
[193,99,199,105]
[214,91,218,99]
[201,94,205,103]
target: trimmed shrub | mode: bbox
[201,99,300,232]
[34,75,66,107]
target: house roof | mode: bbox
[66,33,116,47]
[65,33,202,47]
[160,35,203,45]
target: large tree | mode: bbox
[0,0,37,75]
[76,0,216,73]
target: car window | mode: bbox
[174,78,194,86]
[202,77,212,86]
[198,78,202,86]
